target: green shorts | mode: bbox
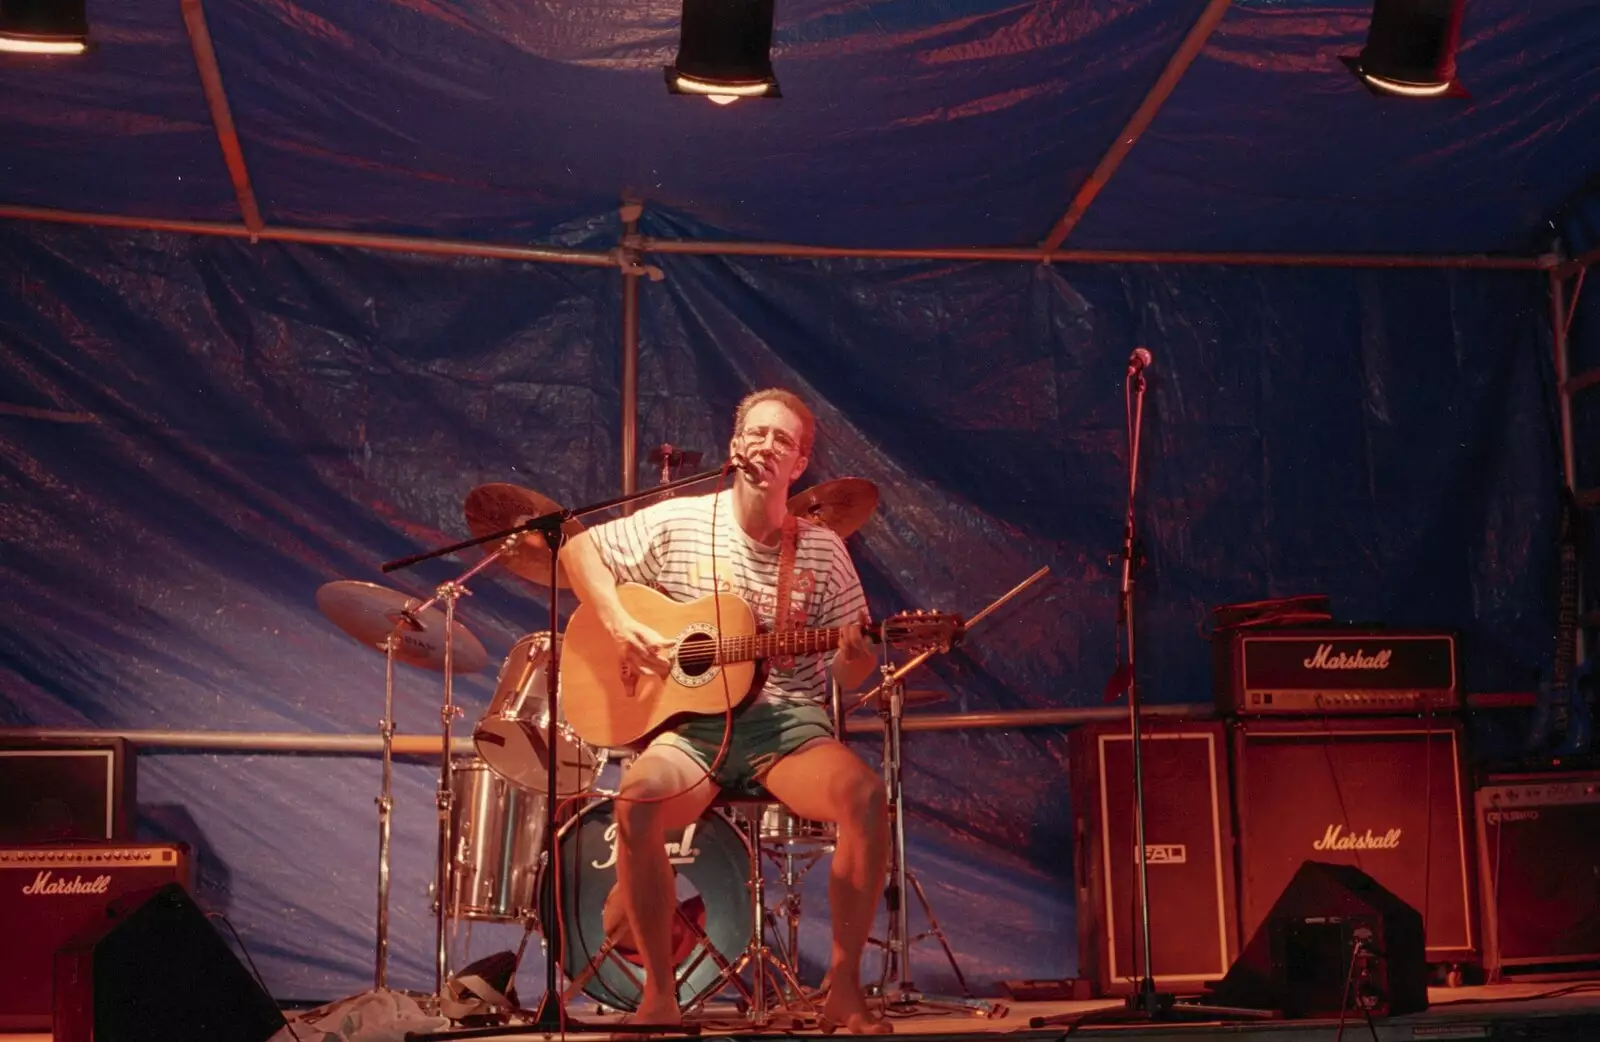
[650,700,834,798]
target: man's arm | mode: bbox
[565,529,675,675]
[563,529,627,623]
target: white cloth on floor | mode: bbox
[269,989,448,1042]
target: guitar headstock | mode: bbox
[878,609,965,654]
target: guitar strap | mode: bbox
[771,515,802,671]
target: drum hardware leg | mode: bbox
[373,633,400,991]
[509,913,539,981]
[903,869,972,997]
[869,673,994,1017]
[760,845,824,986]
[730,814,822,1026]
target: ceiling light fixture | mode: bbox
[1343,0,1467,98]
[0,0,88,54]
[665,0,780,105]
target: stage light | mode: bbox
[665,0,780,105]
[1344,0,1466,97]
[0,0,88,53]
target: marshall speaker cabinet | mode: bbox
[0,737,135,844]
[0,844,189,1029]
[1230,718,1477,964]
[1070,719,1238,995]
[1475,772,1600,977]
[1213,627,1458,717]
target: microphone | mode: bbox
[1128,347,1152,373]
[729,453,764,482]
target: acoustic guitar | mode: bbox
[560,582,964,748]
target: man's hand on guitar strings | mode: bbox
[607,612,675,679]
[839,612,875,662]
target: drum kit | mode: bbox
[316,453,1041,1028]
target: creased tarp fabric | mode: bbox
[0,0,1597,253]
[0,220,1559,999]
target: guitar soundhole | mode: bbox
[676,632,716,678]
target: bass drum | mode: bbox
[543,797,753,1011]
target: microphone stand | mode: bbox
[1030,352,1268,1031]
[386,462,738,1039]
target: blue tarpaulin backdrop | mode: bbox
[1,0,1597,1005]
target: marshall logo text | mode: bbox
[1313,825,1402,852]
[21,871,113,896]
[1302,644,1393,671]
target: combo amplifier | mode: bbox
[1213,627,1458,716]
[0,844,190,1029]
[1475,772,1600,976]
[1069,719,1238,995]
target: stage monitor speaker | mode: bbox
[1069,719,1238,995]
[0,737,135,844]
[53,882,287,1042]
[1209,860,1428,1017]
[1476,771,1600,977]
[1231,717,1476,962]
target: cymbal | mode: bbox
[853,688,950,714]
[788,477,879,539]
[464,483,585,588]
[316,580,488,674]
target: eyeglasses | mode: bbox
[737,425,801,454]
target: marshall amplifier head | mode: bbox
[1213,627,1458,717]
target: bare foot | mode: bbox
[822,981,891,1035]
[624,989,683,1029]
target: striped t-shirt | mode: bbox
[588,491,869,708]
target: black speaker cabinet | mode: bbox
[53,882,286,1042]
[1231,717,1476,962]
[0,737,135,844]
[1210,861,1428,1017]
[1069,719,1238,995]
[1476,772,1600,976]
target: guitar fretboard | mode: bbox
[716,627,847,664]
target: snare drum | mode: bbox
[756,803,837,852]
[448,758,547,923]
[474,631,602,796]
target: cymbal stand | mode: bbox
[399,539,517,1004]
[870,669,990,1016]
[373,628,401,990]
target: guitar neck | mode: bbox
[718,626,854,665]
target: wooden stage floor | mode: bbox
[9,982,1600,1042]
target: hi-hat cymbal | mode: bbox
[464,483,585,588]
[853,688,950,714]
[316,580,488,674]
[788,477,879,539]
